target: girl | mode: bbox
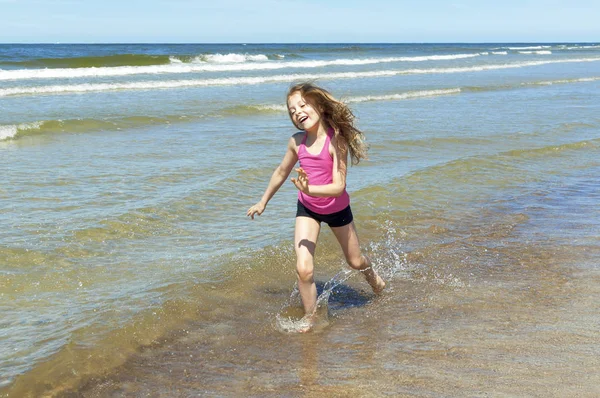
[247,82,385,331]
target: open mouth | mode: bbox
[298,116,308,124]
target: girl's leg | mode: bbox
[331,222,385,293]
[294,216,321,315]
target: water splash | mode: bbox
[274,268,355,333]
[368,220,409,282]
[274,219,408,333]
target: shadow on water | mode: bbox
[321,281,373,311]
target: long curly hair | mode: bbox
[287,82,368,165]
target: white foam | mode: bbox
[506,45,552,50]
[567,45,600,50]
[492,51,508,55]
[2,57,599,97]
[275,314,314,333]
[519,50,552,55]
[0,125,18,140]
[0,53,481,81]
[522,76,600,86]
[199,53,269,63]
[0,121,42,140]
[253,104,288,112]
[347,88,461,103]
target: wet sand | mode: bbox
[50,239,600,397]
[4,181,600,398]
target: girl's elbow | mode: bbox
[275,166,289,178]
[333,183,346,197]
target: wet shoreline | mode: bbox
[7,221,600,397]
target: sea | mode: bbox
[1,43,600,397]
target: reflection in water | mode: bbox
[299,335,319,388]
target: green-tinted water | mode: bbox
[1,43,600,396]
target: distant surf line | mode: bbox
[0,53,485,81]
[3,50,597,82]
[1,58,599,98]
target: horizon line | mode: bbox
[1,41,598,45]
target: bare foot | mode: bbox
[297,314,315,333]
[361,260,386,295]
[297,323,313,333]
[360,256,386,295]
[370,274,386,295]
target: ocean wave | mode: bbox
[0,116,191,141]
[505,45,552,50]
[244,76,600,113]
[2,57,600,97]
[0,53,482,81]
[518,51,552,55]
[192,53,270,63]
[0,124,20,140]
[1,90,461,140]
[462,77,600,93]
[347,88,462,103]
[5,78,597,140]
[283,45,368,53]
[222,104,288,115]
[501,139,598,159]
[225,89,463,115]
[1,54,173,69]
[0,121,43,140]
[566,45,600,50]
[0,53,275,70]
[521,76,600,86]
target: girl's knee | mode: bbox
[296,258,314,283]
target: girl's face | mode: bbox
[287,91,321,132]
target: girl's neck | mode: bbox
[305,122,329,138]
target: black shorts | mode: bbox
[296,200,353,228]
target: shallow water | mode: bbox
[1,43,600,396]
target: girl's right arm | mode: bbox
[247,135,299,220]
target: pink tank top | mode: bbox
[297,129,350,214]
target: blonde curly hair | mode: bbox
[287,82,368,165]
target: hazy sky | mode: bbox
[1,0,598,43]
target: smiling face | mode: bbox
[287,91,322,132]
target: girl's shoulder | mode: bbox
[290,131,306,147]
[292,130,306,140]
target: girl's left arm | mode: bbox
[294,136,348,198]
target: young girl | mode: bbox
[247,82,385,331]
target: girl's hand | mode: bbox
[247,202,265,220]
[291,167,309,193]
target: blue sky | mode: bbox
[1,0,598,43]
